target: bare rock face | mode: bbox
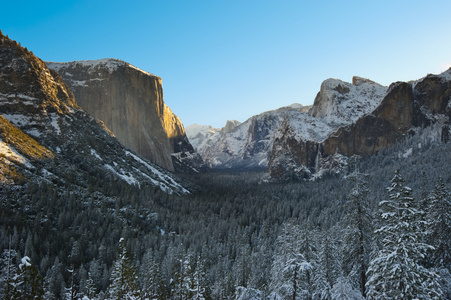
[268,70,451,179]
[47,59,200,172]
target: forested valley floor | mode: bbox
[1,133,451,299]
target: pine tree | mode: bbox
[140,250,159,299]
[43,256,65,300]
[13,256,44,299]
[330,277,364,300]
[85,272,97,300]
[269,223,313,300]
[171,252,195,300]
[427,178,451,270]
[297,228,317,300]
[0,246,19,299]
[190,255,211,300]
[106,238,140,300]
[64,266,76,300]
[366,171,442,299]
[313,230,339,299]
[341,169,373,298]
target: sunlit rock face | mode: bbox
[47,59,202,172]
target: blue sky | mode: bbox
[2,1,451,128]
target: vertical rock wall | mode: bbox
[47,59,194,172]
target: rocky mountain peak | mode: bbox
[0,31,78,117]
[352,76,379,86]
[309,76,387,126]
[222,120,241,134]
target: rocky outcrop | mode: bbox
[268,70,451,179]
[46,59,202,173]
[0,30,189,193]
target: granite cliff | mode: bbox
[46,59,203,173]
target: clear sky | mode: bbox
[2,1,451,128]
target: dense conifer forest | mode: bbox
[1,128,451,299]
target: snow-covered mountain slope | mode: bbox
[0,30,189,194]
[189,76,387,170]
[47,59,204,174]
[186,104,314,169]
[186,124,223,152]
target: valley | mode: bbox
[0,30,450,299]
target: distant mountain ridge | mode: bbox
[186,75,388,172]
[186,104,312,169]
[46,59,204,173]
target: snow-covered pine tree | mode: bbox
[44,256,65,299]
[170,252,201,300]
[84,272,97,300]
[341,168,373,298]
[313,230,339,299]
[366,171,442,299]
[0,246,19,299]
[298,228,318,299]
[269,223,313,300]
[427,177,451,270]
[106,238,140,300]
[64,266,76,300]
[190,255,211,300]
[330,277,364,300]
[13,256,44,299]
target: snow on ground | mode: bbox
[285,110,335,143]
[104,164,139,186]
[25,129,41,138]
[90,148,102,160]
[47,59,122,74]
[2,114,37,126]
[50,114,61,135]
[125,150,189,194]
[0,93,37,103]
[0,139,32,168]
[185,123,220,151]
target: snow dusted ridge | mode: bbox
[46,58,157,77]
[439,67,451,81]
[185,124,223,152]
[281,76,388,143]
[124,150,190,194]
[186,104,315,169]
